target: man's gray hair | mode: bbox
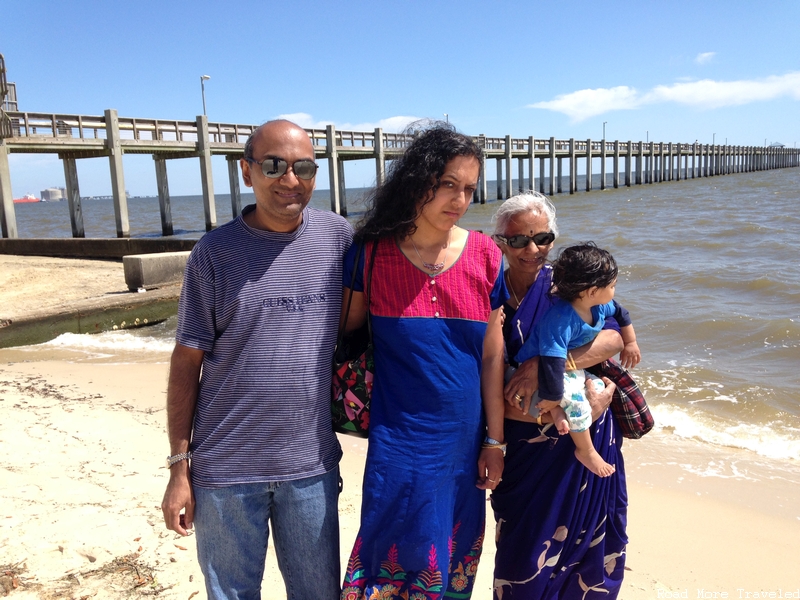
[492,191,559,238]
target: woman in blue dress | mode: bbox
[340,124,508,600]
[490,191,628,599]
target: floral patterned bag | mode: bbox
[332,240,377,438]
[331,339,373,437]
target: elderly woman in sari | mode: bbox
[490,191,628,599]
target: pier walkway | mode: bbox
[1,109,798,239]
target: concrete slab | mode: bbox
[123,251,190,291]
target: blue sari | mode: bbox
[491,267,628,599]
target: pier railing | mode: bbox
[5,112,256,146]
[4,112,422,152]
[4,110,788,159]
[1,109,799,240]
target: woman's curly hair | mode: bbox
[551,242,618,302]
[356,120,482,240]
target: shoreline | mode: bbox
[2,256,799,597]
[1,358,798,599]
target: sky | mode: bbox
[3,0,800,196]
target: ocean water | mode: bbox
[6,168,800,466]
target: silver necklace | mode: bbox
[411,229,451,275]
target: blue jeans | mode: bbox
[193,467,341,600]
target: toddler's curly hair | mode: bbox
[551,242,618,302]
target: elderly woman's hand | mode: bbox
[587,377,616,421]
[503,357,539,413]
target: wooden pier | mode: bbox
[1,109,798,239]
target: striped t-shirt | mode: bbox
[176,205,353,487]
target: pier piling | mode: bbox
[625,141,632,187]
[62,157,84,238]
[528,136,535,193]
[586,139,592,192]
[0,142,17,238]
[325,125,342,215]
[505,135,513,200]
[226,156,242,219]
[105,109,130,238]
[196,115,217,232]
[479,149,488,204]
[600,140,607,190]
[374,127,385,187]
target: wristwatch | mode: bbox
[166,452,192,468]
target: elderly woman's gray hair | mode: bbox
[492,191,559,238]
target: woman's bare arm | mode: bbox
[478,307,506,490]
[503,330,622,423]
[570,329,623,370]
[340,287,367,333]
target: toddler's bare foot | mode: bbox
[549,406,570,435]
[575,447,615,477]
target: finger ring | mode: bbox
[514,394,522,401]
[488,479,497,483]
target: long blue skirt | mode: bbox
[490,410,628,599]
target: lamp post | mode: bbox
[646,130,649,143]
[200,75,211,116]
[443,113,449,124]
[603,121,607,140]
[712,133,716,145]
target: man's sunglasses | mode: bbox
[246,157,318,180]
[493,232,556,248]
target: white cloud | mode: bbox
[337,116,421,133]
[695,52,716,65]
[530,72,800,121]
[276,112,332,129]
[528,86,641,121]
[277,113,420,133]
[645,73,800,108]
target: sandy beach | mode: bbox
[1,256,799,599]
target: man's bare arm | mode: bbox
[161,343,204,536]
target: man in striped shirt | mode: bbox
[161,120,353,599]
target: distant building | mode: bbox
[41,187,67,201]
[769,142,785,148]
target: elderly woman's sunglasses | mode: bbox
[493,232,556,248]
[246,157,318,180]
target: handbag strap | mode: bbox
[337,238,379,348]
